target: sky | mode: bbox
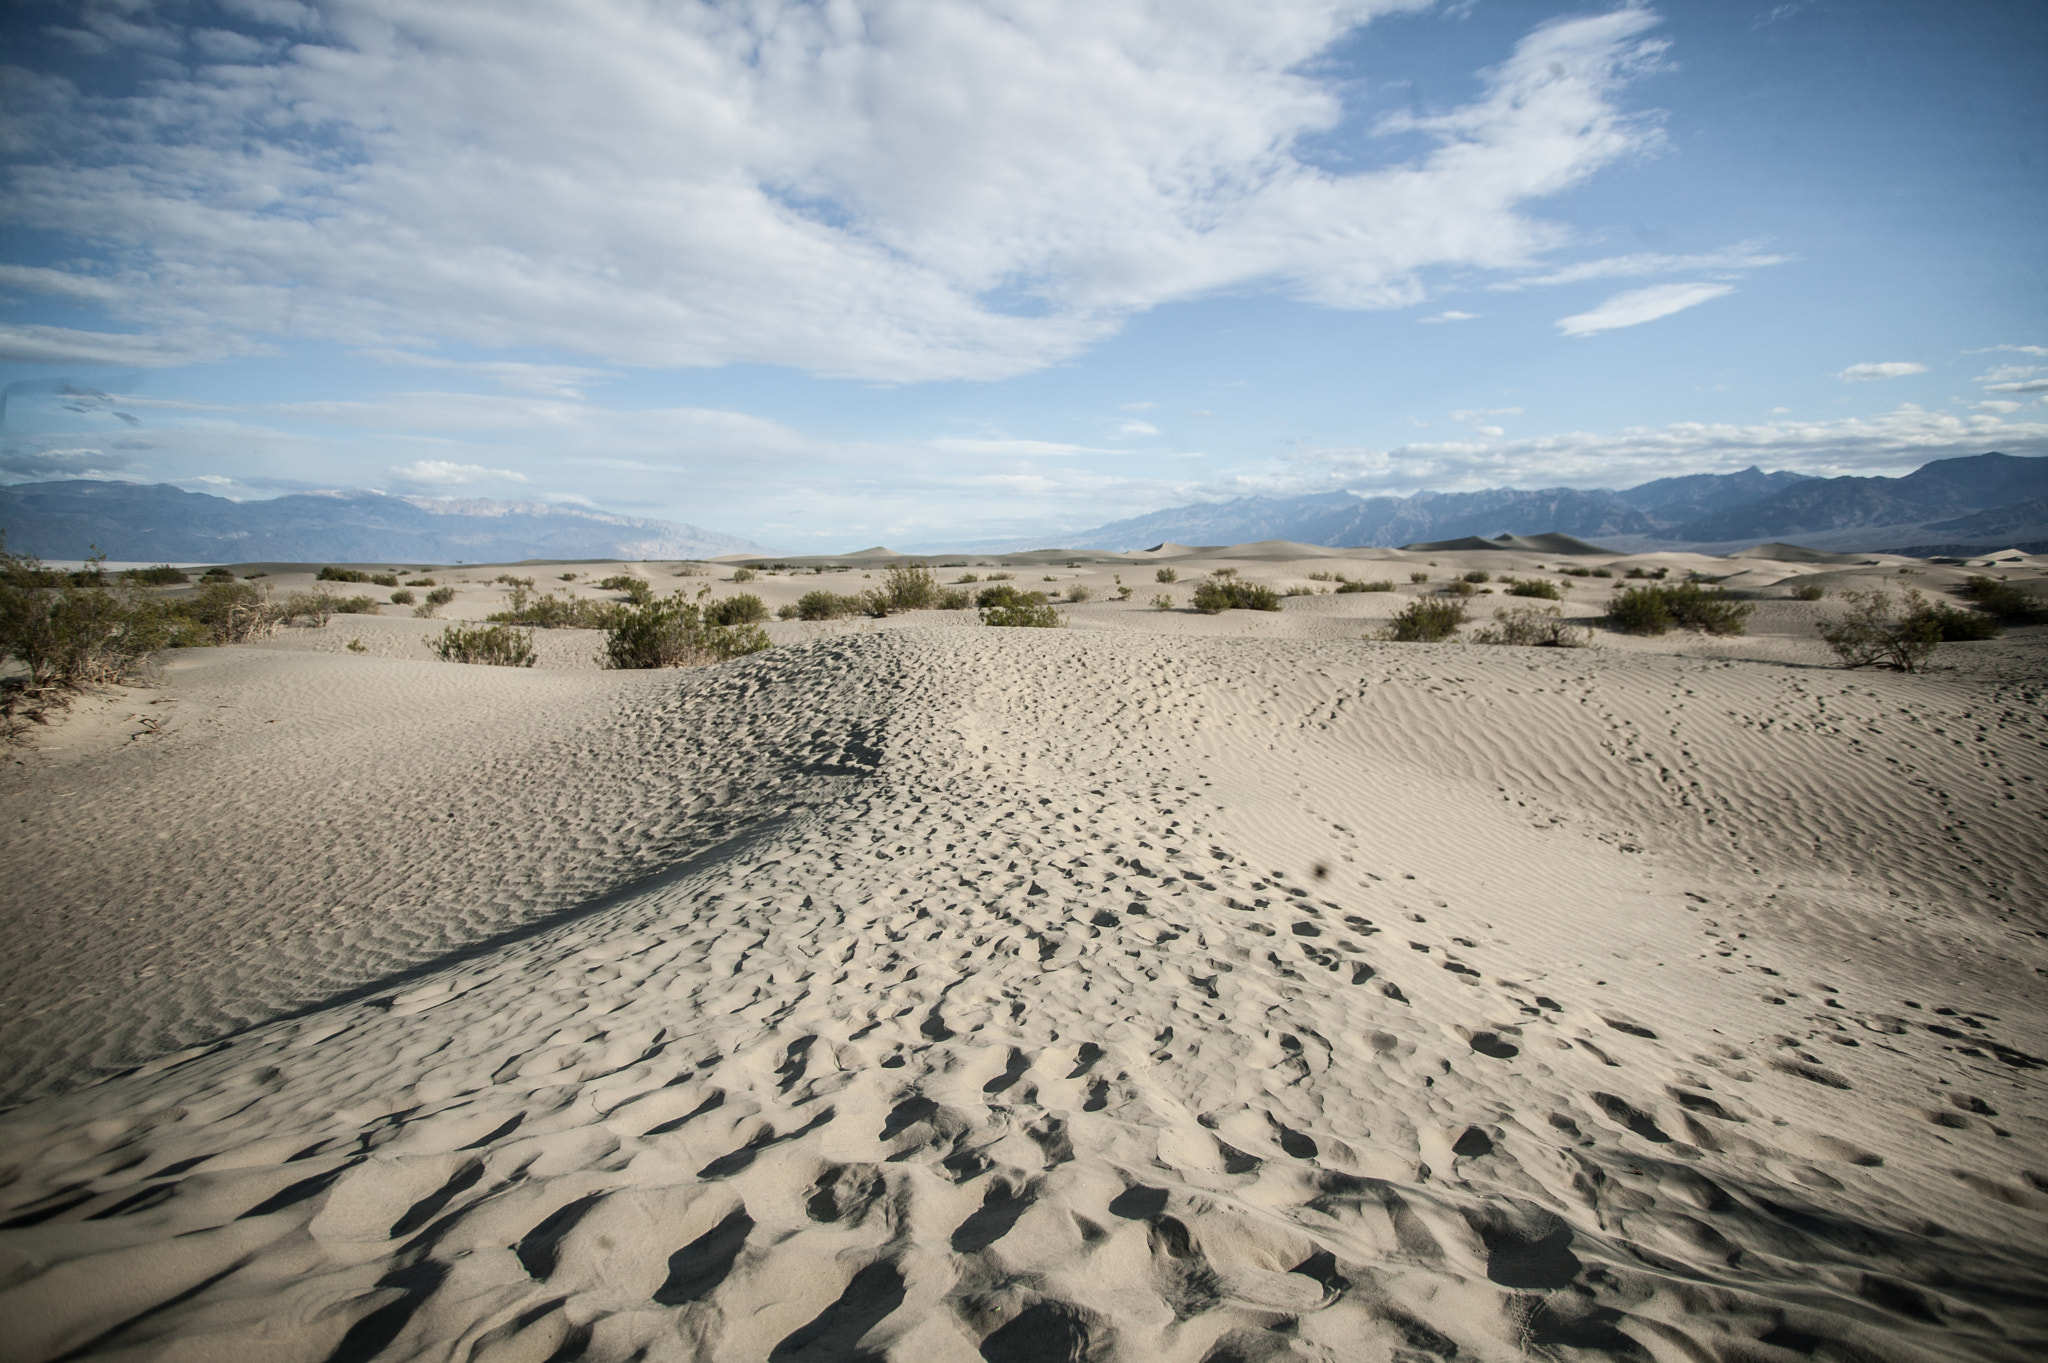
[2,0,2045,552]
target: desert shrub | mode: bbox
[1067,584,1092,603]
[1409,571,1430,583]
[705,593,768,625]
[1817,590,1949,671]
[881,562,943,610]
[783,590,866,621]
[1042,575,1057,582]
[1211,567,1239,579]
[405,577,436,587]
[370,573,400,587]
[0,546,175,687]
[1151,593,1174,610]
[1335,579,1393,593]
[1284,585,1312,597]
[280,588,343,626]
[1609,583,1751,636]
[1115,586,1134,601]
[333,595,380,615]
[390,589,416,605]
[1791,583,1826,601]
[559,572,579,581]
[938,587,972,610]
[1192,580,1282,613]
[200,567,235,583]
[979,588,1066,627]
[1591,568,1613,578]
[1381,599,1466,642]
[1155,567,1179,583]
[1923,602,2002,641]
[730,567,758,583]
[956,572,980,583]
[1473,604,1589,648]
[432,622,537,667]
[1624,566,1669,580]
[985,571,1014,581]
[409,585,458,620]
[603,591,770,668]
[672,562,709,577]
[489,591,613,629]
[494,574,535,588]
[125,564,189,585]
[596,574,639,592]
[1505,578,1562,600]
[1307,571,1337,582]
[1442,580,1476,598]
[1959,576,2047,624]
[317,566,370,583]
[174,581,281,645]
[1462,569,1490,584]
[345,637,367,654]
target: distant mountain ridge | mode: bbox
[933,454,2045,555]
[0,481,768,563]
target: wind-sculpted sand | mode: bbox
[2,578,2046,1360]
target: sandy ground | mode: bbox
[1,547,2045,1361]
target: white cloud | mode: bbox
[1499,242,1789,290]
[1116,419,1161,437]
[1419,310,1478,323]
[3,3,1671,381]
[1975,400,2023,414]
[1835,361,1927,382]
[1966,344,2048,357]
[0,322,236,368]
[1988,379,2048,396]
[1556,282,1734,337]
[353,350,612,399]
[0,266,123,302]
[389,460,530,486]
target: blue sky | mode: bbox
[2,0,2044,551]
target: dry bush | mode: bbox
[1,546,173,689]
[390,589,416,605]
[1462,569,1490,584]
[317,566,371,583]
[1336,579,1393,593]
[1409,571,1430,583]
[1380,599,1466,642]
[1792,583,1825,601]
[1505,577,1562,600]
[603,591,770,668]
[1192,580,1281,613]
[730,567,759,583]
[881,562,942,610]
[1066,584,1092,603]
[1473,604,1588,648]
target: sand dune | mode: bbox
[2,555,2045,1361]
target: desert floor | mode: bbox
[2,544,2045,1362]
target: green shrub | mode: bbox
[280,588,342,626]
[333,595,380,615]
[1591,568,1613,578]
[1505,578,1562,600]
[705,592,768,625]
[1409,571,1430,583]
[938,587,972,610]
[494,574,535,588]
[390,589,416,605]
[410,585,458,619]
[432,623,537,667]
[1462,569,1490,584]
[980,588,1066,627]
[1442,580,1476,598]
[1624,566,1668,580]
[1335,579,1393,593]
[174,581,281,645]
[489,590,614,629]
[1192,580,1282,613]
[1609,583,1751,636]
[370,573,400,588]
[125,564,190,586]
[1791,583,1826,601]
[602,591,770,668]
[956,572,980,583]
[317,566,371,583]
[1381,599,1466,642]
[1116,585,1134,600]
[405,577,436,587]
[200,567,235,583]
[1473,604,1588,648]
[1307,571,1337,582]
[985,571,1014,581]
[1151,593,1174,611]
[730,567,759,583]
[1923,602,2001,641]
[1155,567,1179,583]
[881,562,942,610]
[1211,567,1239,579]
[782,590,866,620]
[1817,590,1949,671]
[1960,576,2047,624]
[1,546,174,687]
[1284,585,1312,596]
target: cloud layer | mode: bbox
[1556,282,1735,337]
[4,1,1673,380]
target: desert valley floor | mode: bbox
[1,543,2045,1362]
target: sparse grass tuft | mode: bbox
[1380,599,1466,642]
[432,622,537,667]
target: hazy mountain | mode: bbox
[0,481,768,563]
[928,454,2043,555]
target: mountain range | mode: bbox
[931,452,2048,556]
[0,481,767,564]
